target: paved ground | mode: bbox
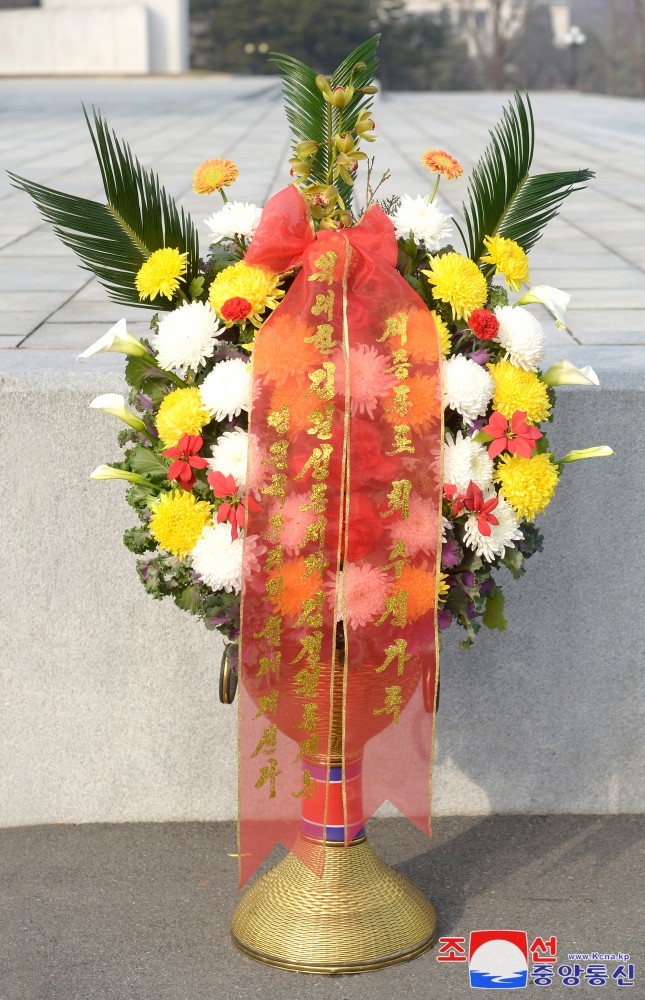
[1,817,642,1000]
[0,78,644,363]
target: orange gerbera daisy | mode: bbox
[392,563,436,623]
[193,157,239,194]
[269,379,319,440]
[404,307,442,365]
[253,316,321,387]
[385,372,440,432]
[267,556,321,619]
[421,148,463,180]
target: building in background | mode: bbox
[0,0,188,74]
[404,0,571,54]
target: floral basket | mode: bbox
[10,35,612,974]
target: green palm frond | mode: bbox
[8,108,199,309]
[457,91,594,262]
[269,35,379,207]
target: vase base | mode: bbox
[231,835,436,975]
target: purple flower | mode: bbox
[461,571,475,588]
[438,609,452,630]
[441,538,460,568]
[136,392,154,412]
[468,347,492,366]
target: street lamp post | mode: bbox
[564,24,587,90]
[243,41,269,75]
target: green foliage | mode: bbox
[502,546,525,579]
[124,354,176,404]
[123,525,156,555]
[8,109,200,309]
[191,0,474,90]
[487,284,509,310]
[203,590,241,636]
[192,0,375,75]
[175,584,203,615]
[457,91,594,260]
[520,522,545,558]
[270,35,379,206]
[128,445,169,481]
[377,7,476,91]
[483,587,508,632]
[188,275,206,300]
[380,194,401,215]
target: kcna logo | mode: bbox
[469,930,529,989]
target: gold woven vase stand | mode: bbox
[231,830,436,974]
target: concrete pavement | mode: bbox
[1,816,642,1000]
[1,78,644,354]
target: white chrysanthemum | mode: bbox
[243,534,267,581]
[444,431,494,493]
[494,305,546,371]
[390,194,452,251]
[462,494,524,562]
[191,523,243,593]
[208,427,249,491]
[199,358,250,421]
[152,301,223,372]
[442,355,494,425]
[204,201,263,244]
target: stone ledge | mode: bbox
[1,351,643,827]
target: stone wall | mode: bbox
[1,348,641,827]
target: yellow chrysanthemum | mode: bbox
[135,248,187,302]
[489,359,551,424]
[208,261,284,328]
[438,572,450,604]
[431,310,452,357]
[150,490,212,558]
[156,387,210,448]
[193,157,239,195]
[422,253,488,321]
[495,453,559,522]
[481,235,530,292]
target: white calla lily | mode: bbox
[559,446,614,464]
[517,285,571,329]
[542,359,600,387]
[78,318,148,362]
[90,465,153,486]
[89,393,148,433]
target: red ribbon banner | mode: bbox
[237,185,443,887]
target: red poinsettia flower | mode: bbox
[162,434,208,491]
[208,469,260,541]
[462,481,499,537]
[445,481,499,536]
[444,482,466,515]
[483,409,543,459]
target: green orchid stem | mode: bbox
[453,331,474,353]
[175,285,191,306]
[429,175,441,203]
